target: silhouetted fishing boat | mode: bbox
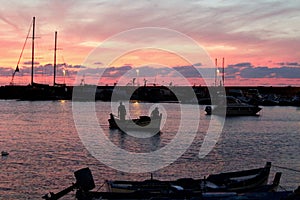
[204,162,273,192]
[108,113,162,134]
[42,164,300,200]
[73,190,295,200]
[205,96,262,116]
[106,162,275,193]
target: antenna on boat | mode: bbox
[215,58,217,86]
[222,57,225,86]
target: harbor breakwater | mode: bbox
[0,85,299,106]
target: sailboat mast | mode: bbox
[31,16,35,86]
[53,31,57,86]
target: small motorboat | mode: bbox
[108,113,162,134]
[205,96,262,116]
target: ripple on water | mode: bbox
[0,102,299,199]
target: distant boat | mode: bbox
[1,151,9,156]
[108,113,162,134]
[205,96,262,116]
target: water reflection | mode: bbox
[108,129,161,153]
[1,101,299,199]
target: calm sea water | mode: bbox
[0,101,299,199]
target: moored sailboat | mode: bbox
[8,17,70,100]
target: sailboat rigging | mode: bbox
[10,17,65,87]
[10,18,33,85]
[10,16,38,86]
[5,17,70,100]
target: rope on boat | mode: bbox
[96,181,106,192]
[11,20,33,84]
[273,165,300,173]
[278,185,289,192]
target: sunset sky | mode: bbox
[0,0,300,86]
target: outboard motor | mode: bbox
[74,167,95,192]
[42,168,95,200]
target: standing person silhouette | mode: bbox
[118,102,126,121]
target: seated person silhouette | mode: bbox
[151,107,160,119]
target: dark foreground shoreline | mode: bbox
[0,84,299,106]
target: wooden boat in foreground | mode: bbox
[42,162,300,200]
[75,190,296,200]
[106,162,275,193]
[204,162,272,192]
[108,113,162,134]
